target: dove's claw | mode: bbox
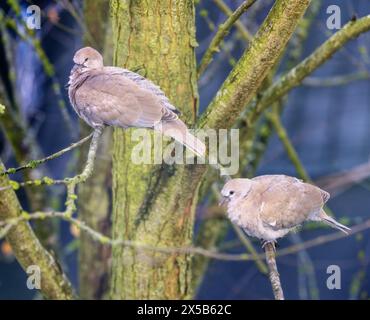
[261,240,277,252]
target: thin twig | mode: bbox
[0,129,101,192]
[1,206,369,263]
[231,224,268,274]
[4,1,75,136]
[316,159,370,197]
[302,71,370,87]
[268,105,309,179]
[0,159,74,299]
[210,183,267,271]
[264,242,284,300]
[253,15,370,121]
[268,106,336,218]
[213,0,254,42]
[197,0,311,130]
[0,133,93,176]
[197,0,256,77]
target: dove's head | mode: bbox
[73,47,103,69]
[220,178,252,206]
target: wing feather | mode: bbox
[74,70,177,128]
[252,175,324,230]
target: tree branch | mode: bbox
[213,0,253,42]
[231,223,268,274]
[255,15,370,119]
[0,133,93,176]
[267,104,310,179]
[198,0,311,130]
[264,242,284,300]
[0,159,74,299]
[1,204,369,264]
[197,0,255,77]
[0,128,102,299]
[302,71,370,87]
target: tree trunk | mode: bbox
[109,0,201,299]
[0,159,74,300]
[78,0,112,299]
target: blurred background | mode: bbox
[0,0,369,299]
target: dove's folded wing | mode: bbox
[74,71,170,128]
[253,175,323,230]
[104,67,180,115]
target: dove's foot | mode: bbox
[261,239,277,252]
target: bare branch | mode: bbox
[0,128,102,298]
[197,0,255,77]
[231,223,268,274]
[264,242,284,300]
[267,104,310,179]
[3,3,75,136]
[0,133,93,176]
[255,15,370,119]
[0,159,74,299]
[198,0,311,130]
[2,203,369,263]
[302,71,370,87]
[213,0,253,42]
[316,159,370,197]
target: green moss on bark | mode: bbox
[110,0,201,299]
[0,160,74,300]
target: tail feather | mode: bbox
[155,120,206,157]
[321,214,351,234]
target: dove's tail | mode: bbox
[155,119,206,157]
[320,210,351,234]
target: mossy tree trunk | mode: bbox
[109,0,202,299]
[109,0,311,299]
[0,159,74,299]
[78,0,112,299]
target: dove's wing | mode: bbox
[252,175,324,230]
[104,67,180,115]
[73,69,178,128]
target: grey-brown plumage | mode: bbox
[68,47,205,156]
[220,175,350,241]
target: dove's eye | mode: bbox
[84,58,89,62]
[229,191,235,196]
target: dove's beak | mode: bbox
[219,196,229,207]
[71,63,86,73]
[71,64,79,73]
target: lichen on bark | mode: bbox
[109,0,312,299]
[110,0,201,299]
[0,159,74,300]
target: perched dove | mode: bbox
[68,47,205,156]
[220,175,350,242]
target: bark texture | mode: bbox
[110,0,201,299]
[0,159,74,300]
[78,0,112,300]
[109,0,311,299]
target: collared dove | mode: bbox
[220,175,350,242]
[67,47,206,156]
